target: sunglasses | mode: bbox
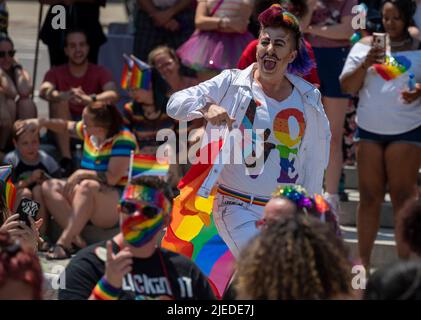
[119,200,162,218]
[0,50,15,58]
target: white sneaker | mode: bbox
[323,193,341,223]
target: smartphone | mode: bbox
[16,198,40,227]
[372,32,386,63]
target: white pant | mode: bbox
[213,192,265,258]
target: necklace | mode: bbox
[390,37,412,47]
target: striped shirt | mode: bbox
[76,121,137,186]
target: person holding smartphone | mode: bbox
[340,0,421,269]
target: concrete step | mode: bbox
[344,165,358,190]
[341,225,398,269]
[344,165,421,190]
[339,189,394,228]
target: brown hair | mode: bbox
[148,45,180,67]
[85,104,123,139]
[235,215,353,299]
[12,120,39,142]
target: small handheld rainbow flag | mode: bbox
[128,153,170,181]
[121,54,134,90]
[130,54,152,90]
[0,165,16,210]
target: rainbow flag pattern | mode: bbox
[131,154,169,179]
[130,55,152,90]
[373,55,411,81]
[161,140,235,299]
[0,165,16,210]
[121,54,134,90]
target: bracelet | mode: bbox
[92,276,121,300]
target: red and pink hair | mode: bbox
[258,4,314,76]
[0,231,43,299]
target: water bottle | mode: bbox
[74,144,83,169]
[408,72,416,92]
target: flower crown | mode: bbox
[273,185,331,219]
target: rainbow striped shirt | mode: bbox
[76,122,137,186]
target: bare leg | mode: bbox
[56,180,119,249]
[42,179,72,228]
[385,143,421,259]
[356,141,387,269]
[32,184,47,236]
[16,97,37,119]
[323,97,349,194]
[49,100,72,159]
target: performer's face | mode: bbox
[256,27,297,79]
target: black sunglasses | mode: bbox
[0,50,15,58]
[119,200,162,218]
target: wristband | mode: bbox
[92,276,121,300]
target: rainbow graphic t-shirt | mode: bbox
[76,122,137,187]
[219,83,306,197]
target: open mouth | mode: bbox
[263,57,277,71]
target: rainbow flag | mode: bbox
[131,154,169,179]
[161,140,235,299]
[130,55,152,90]
[373,55,411,81]
[121,54,134,90]
[0,165,16,210]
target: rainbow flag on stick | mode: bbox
[121,54,134,90]
[0,165,16,210]
[130,154,169,179]
[161,140,235,299]
[130,54,152,90]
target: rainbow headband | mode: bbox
[269,4,300,31]
[272,185,332,220]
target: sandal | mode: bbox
[39,241,52,253]
[46,244,72,260]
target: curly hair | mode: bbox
[0,231,43,299]
[235,215,353,299]
[402,198,421,256]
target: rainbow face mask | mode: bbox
[119,184,171,248]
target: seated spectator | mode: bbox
[0,231,43,299]
[133,0,195,61]
[402,198,421,257]
[234,214,354,299]
[0,35,37,159]
[3,121,60,240]
[39,29,118,175]
[237,0,320,87]
[364,260,421,300]
[21,104,137,260]
[148,45,205,180]
[59,177,216,300]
